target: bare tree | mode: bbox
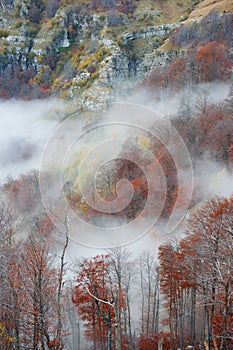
[138,252,160,336]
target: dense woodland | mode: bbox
[0,193,232,349]
[0,1,233,350]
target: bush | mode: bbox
[0,29,9,38]
[14,20,23,29]
[26,25,39,38]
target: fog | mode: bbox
[124,81,230,116]
[196,158,233,198]
[0,98,64,184]
[0,81,229,185]
[0,85,232,350]
[0,81,232,260]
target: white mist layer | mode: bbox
[0,81,231,257]
[196,159,233,198]
[125,81,230,117]
[0,99,65,184]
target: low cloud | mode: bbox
[0,98,64,184]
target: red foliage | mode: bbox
[167,57,188,90]
[195,41,231,81]
[39,216,54,236]
[0,234,64,349]
[139,332,177,350]
[131,176,147,193]
[158,196,233,347]
[7,179,32,212]
[204,116,233,163]
[155,147,178,218]
[73,255,127,349]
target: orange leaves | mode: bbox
[0,233,65,349]
[158,196,233,346]
[73,253,128,349]
[167,57,188,91]
[73,255,116,345]
[0,322,14,349]
[195,41,231,81]
[131,176,147,193]
[139,332,176,350]
[39,216,54,236]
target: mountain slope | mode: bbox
[0,0,232,111]
[188,0,233,19]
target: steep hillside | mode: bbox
[188,0,233,19]
[0,0,232,112]
[0,3,232,349]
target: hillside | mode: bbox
[0,0,232,112]
[188,0,233,19]
[0,1,233,350]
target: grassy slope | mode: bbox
[134,0,194,24]
[187,0,233,19]
[141,0,233,23]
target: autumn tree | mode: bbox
[73,254,116,350]
[0,232,68,349]
[205,117,233,165]
[195,41,230,82]
[185,197,233,349]
[4,170,40,214]
[0,199,69,350]
[158,196,233,349]
[0,201,18,349]
[158,241,181,347]
[138,331,173,350]
[167,57,188,91]
[72,251,132,350]
[138,252,160,336]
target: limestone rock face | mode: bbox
[2,0,228,111]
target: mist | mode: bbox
[123,81,230,117]
[195,157,233,198]
[0,85,232,350]
[0,98,64,184]
[0,80,232,259]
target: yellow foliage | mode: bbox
[0,322,14,345]
[37,54,44,64]
[71,43,110,72]
[1,45,8,55]
[61,90,69,98]
[139,136,150,148]
[79,56,93,69]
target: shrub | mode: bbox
[14,20,23,29]
[0,29,9,38]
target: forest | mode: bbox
[0,1,233,350]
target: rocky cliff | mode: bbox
[0,0,232,112]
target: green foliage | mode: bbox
[14,19,23,29]
[0,30,9,38]
[26,25,40,38]
[0,45,8,55]
[56,60,65,75]
[90,71,99,80]
[28,51,36,60]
